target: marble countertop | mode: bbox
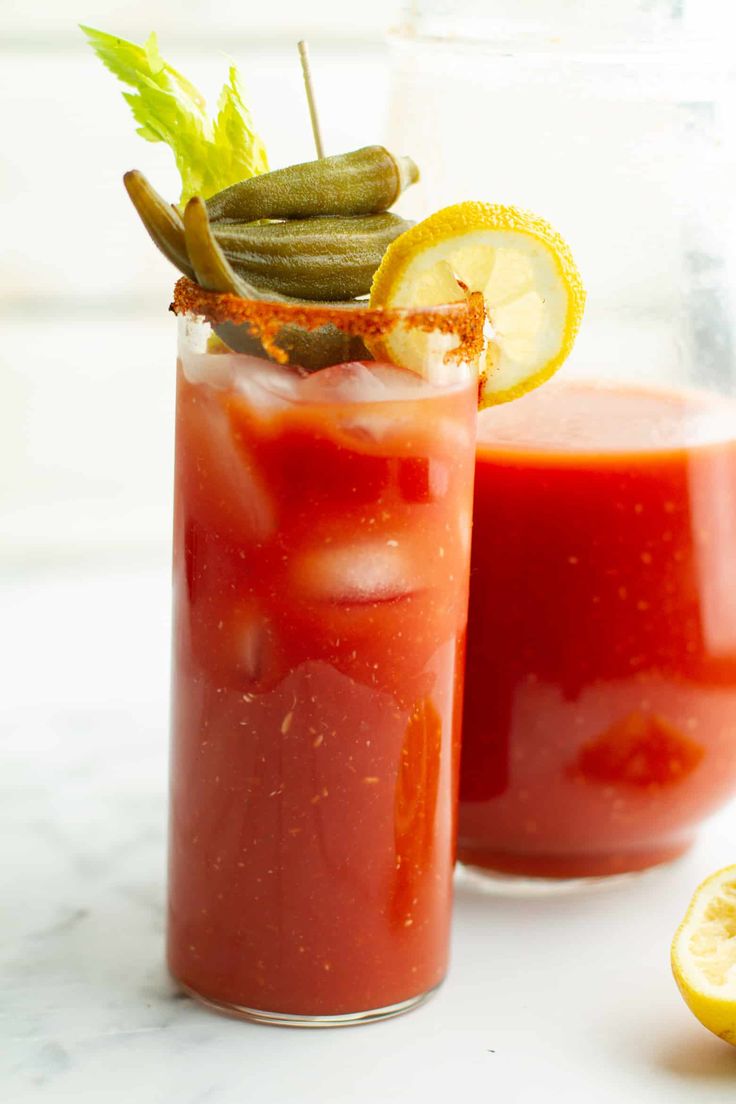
[3,564,736,1103]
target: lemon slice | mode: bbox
[671,864,736,1047]
[369,202,585,407]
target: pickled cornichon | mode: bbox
[124,161,414,298]
[183,198,370,370]
[124,170,194,280]
[183,197,271,301]
[215,213,411,299]
[122,145,420,363]
[206,146,419,223]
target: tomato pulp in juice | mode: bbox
[169,353,476,1015]
[459,381,736,878]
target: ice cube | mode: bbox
[187,393,276,543]
[296,361,430,405]
[235,610,274,684]
[337,411,399,449]
[233,356,304,411]
[398,457,451,502]
[295,541,420,604]
[180,348,238,390]
[181,340,301,412]
[458,506,472,560]
[429,458,450,499]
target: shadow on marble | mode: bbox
[655,1029,736,1083]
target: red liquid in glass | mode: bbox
[459,381,736,878]
[168,356,476,1015]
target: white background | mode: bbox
[3,2,736,1100]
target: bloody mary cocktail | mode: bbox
[168,302,477,1023]
[86,17,589,1020]
[460,380,736,880]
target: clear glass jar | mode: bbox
[167,281,481,1021]
[390,1,736,886]
[390,0,735,395]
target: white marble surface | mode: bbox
[3,565,736,1103]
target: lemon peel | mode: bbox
[671,864,736,1047]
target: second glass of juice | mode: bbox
[461,382,736,881]
[168,287,479,1022]
[389,0,736,885]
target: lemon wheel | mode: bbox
[369,201,585,407]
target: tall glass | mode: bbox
[390,0,736,885]
[167,281,481,1021]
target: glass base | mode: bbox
[456,862,657,896]
[456,842,691,896]
[179,980,441,1027]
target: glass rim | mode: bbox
[170,277,485,367]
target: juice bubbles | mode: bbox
[459,381,736,880]
[168,325,476,1021]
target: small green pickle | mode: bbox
[124,167,412,299]
[182,198,369,370]
[124,145,419,365]
[205,146,419,223]
[215,213,411,299]
[123,170,194,280]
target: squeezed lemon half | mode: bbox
[671,864,736,1047]
[369,201,585,407]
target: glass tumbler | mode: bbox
[389,0,736,885]
[167,280,482,1021]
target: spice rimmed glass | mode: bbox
[167,283,481,1024]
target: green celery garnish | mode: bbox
[81,26,269,205]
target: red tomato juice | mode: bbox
[168,352,476,1017]
[460,380,736,878]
